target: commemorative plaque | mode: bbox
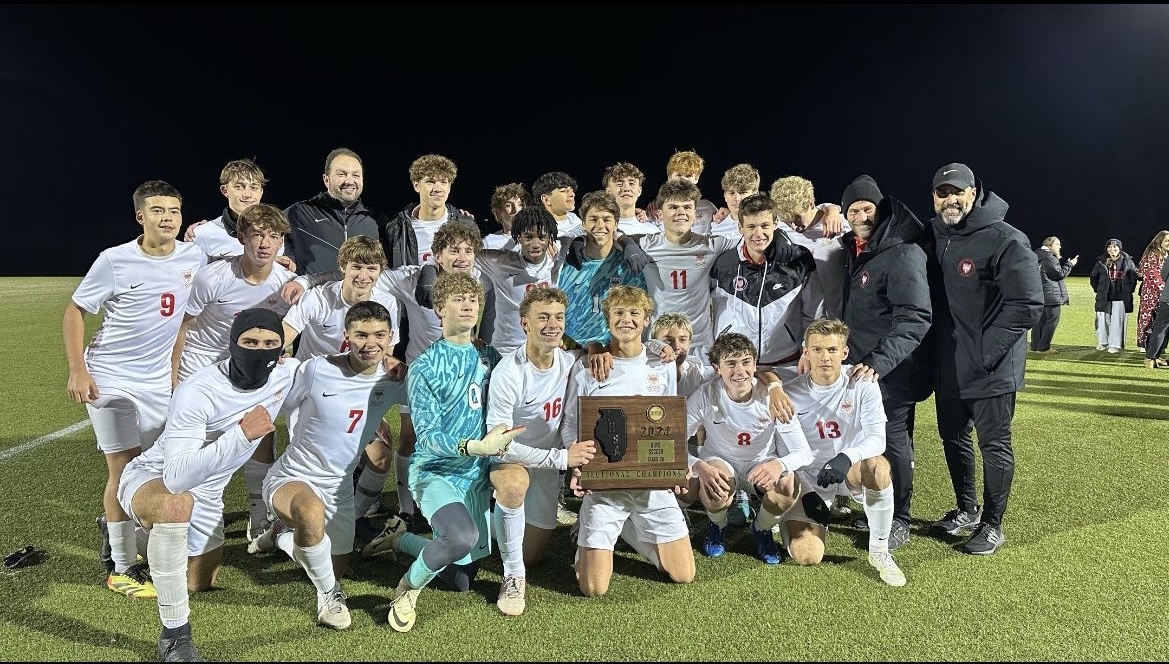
[577,396,688,491]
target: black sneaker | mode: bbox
[158,624,205,662]
[929,507,981,536]
[888,518,911,551]
[97,513,113,575]
[962,523,1005,555]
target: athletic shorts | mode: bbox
[412,474,492,565]
[263,472,355,556]
[577,489,687,550]
[87,385,170,454]
[117,459,226,556]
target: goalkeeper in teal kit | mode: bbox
[371,271,526,633]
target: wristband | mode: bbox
[457,438,470,457]
[767,382,783,391]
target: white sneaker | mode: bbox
[1107,347,1120,354]
[387,581,421,632]
[317,585,352,630]
[247,519,286,555]
[496,575,526,616]
[1096,345,1107,351]
[868,551,907,587]
[361,515,408,558]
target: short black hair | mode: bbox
[532,171,577,201]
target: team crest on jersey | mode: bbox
[958,258,976,277]
[694,251,708,268]
[733,275,748,292]
[372,387,385,404]
[860,271,870,288]
[182,269,194,286]
[646,372,661,391]
[610,276,622,287]
[266,295,279,308]
[839,400,854,415]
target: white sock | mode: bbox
[275,530,296,558]
[865,485,895,554]
[754,506,782,532]
[108,519,137,573]
[394,453,414,515]
[706,508,729,529]
[619,519,660,569]
[492,502,526,578]
[292,537,335,596]
[243,459,272,525]
[148,523,190,629]
[354,468,388,517]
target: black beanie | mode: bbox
[1106,238,1123,251]
[841,175,884,213]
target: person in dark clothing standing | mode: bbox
[925,163,1042,556]
[284,148,383,276]
[1031,236,1078,353]
[1089,238,1139,353]
[832,175,932,551]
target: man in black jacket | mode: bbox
[284,148,383,276]
[926,163,1042,555]
[834,175,932,551]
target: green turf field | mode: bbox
[0,276,1166,661]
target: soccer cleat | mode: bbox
[556,497,578,526]
[702,522,726,557]
[246,516,272,544]
[361,515,408,558]
[97,513,113,575]
[496,575,527,616]
[962,523,1006,555]
[830,495,854,520]
[888,518,911,552]
[929,507,981,536]
[353,516,382,550]
[868,551,907,587]
[106,563,157,599]
[726,490,751,527]
[317,585,352,630]
[247,519,286,555]
[751,526,782,565]
[387,581,421,633]
[158,623,205,662]
[398,510,432,535]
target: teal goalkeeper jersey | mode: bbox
[407,338,502,492]
[557,250,647,347]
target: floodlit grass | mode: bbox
[0,277,1166,661]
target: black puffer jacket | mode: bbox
[379,203,480,269]
[1089,252,1138,312]
[1036,246,1072,306]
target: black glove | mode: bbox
[620,237,653,274]
[816,453,852,488]
[563,236,587,270]
[414,264,438,309]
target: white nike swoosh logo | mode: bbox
[313,217,327,223]
[943,169,957,175]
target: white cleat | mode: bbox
[868,551,907,587]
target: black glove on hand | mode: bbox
[563,236,588,270]
[620,238,652,274]
[816,452,852,488]
[414,264,438,309]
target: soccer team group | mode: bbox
[65,148,1043,661]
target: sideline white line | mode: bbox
[0,420,92,462]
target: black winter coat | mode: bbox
[1089,253,1138,312]
[1035,247,1072,306]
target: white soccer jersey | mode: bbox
[179,257,296,378]
[413,214,448,263]
[560,349,677,448]
[556,212,585,238]
[72,239,206,389]
[489,346,576,469]
[282,281,400,359]
[269,354,396,496]
[377,265,443,364]
[191,214,289,260]
[134,359,299,509]
[482,232,514,251]
[639,233,738,351]
[618,217,661,236]
[709,215,741,240]
[782,367,887,467]
[685,378,813,472]
[677,356,716,397]
[475,249,559,354]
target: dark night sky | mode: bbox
[5,3,1169,276]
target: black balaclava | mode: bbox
[228,308,284,390]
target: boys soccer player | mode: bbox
[780,318,907,587]
[65,180,206,598]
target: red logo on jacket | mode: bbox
[958,259,976,277]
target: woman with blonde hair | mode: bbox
[1031,236,1077,353]
[1136,230,1169,351]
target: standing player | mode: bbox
[249,301,398,630]
[116,309,298,660]
[170,202,296,542]
[65,180,206,598]
[779,318,906,586]
[685,333,814,563]
[560,286,695,597]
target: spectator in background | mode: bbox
[1031,236,1077,353]
[1136,230,1169,351]
[1089,238,1138,353]
[1142,252,1169,369]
